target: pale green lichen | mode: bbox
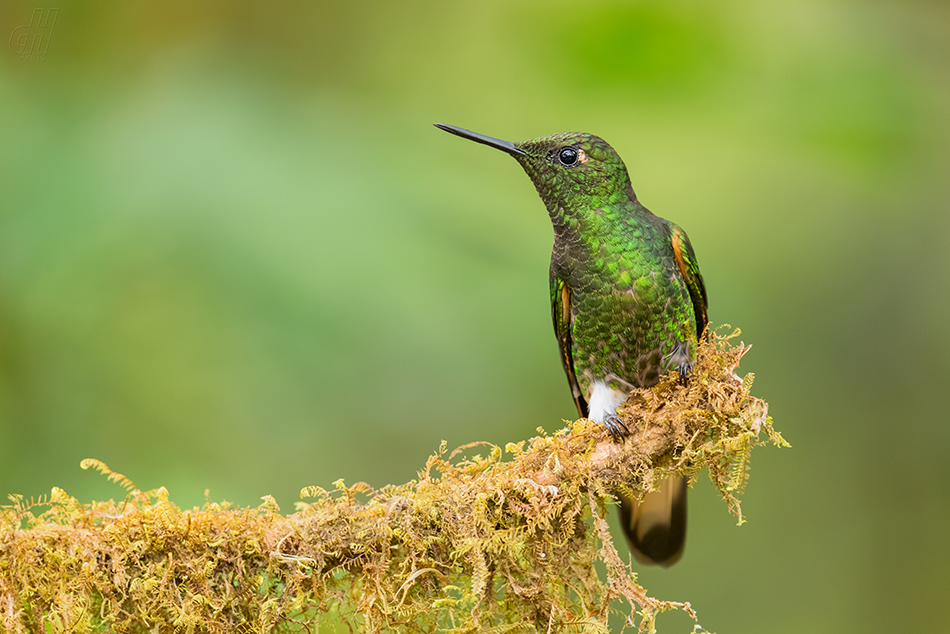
[0,326,785,633]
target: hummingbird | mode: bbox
[435,123,708,567]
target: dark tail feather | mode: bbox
[619,475,688,567]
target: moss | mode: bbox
[0,326,785,633]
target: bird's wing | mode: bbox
[669,225,709,339]
[551,275,588,418]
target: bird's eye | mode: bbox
[557,147,579,166]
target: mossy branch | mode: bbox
[0,327,786,634]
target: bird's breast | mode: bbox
[568,258,694,391]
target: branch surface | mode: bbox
[0,327,786,634]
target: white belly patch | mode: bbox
[587,380,628,424]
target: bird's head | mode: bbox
[435,124,635,212]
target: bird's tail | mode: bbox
[619,475,687,567]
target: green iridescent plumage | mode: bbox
[436,124,708,567]
[517,132,706,396]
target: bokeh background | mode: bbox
[2,1,948,632]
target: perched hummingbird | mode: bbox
[435,123,708,567]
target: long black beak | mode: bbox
[434,123,526,157]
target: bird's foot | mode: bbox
[603,414,629,442]
[677,361,693,385]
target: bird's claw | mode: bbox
[603,414,629,442]
[677,361,693,385]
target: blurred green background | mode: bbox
[2,0,948,632]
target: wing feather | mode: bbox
[669,225,709,339]
[551,275,588,418]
